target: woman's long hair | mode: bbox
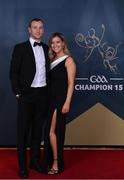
[48,32,70,60]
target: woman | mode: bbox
[44,32,76,174]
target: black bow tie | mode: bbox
[33,41,42,47]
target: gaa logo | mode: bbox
[90,75,108,83]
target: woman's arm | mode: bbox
[62,56,76,114]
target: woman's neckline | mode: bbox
[52,55,68,62]
[50,55,68,70]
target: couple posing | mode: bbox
[10,18,76,178]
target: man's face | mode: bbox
[28,20,44,40]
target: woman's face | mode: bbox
[51,36,64,54]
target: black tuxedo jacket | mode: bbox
[10,40,50,95]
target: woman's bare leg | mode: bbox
[49,109,58,171]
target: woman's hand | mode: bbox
[61,102,70,114]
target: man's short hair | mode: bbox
[28,18,44,27]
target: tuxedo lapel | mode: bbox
[26,41,36,65]
[41,43,48,64]
[41,43,49,84]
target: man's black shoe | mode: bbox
[18,169,28,179]
[30,161,48,174]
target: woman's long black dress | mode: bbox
[44,55,68,173]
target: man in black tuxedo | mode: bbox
[10,18,49,178]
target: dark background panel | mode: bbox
[0,0,124,145]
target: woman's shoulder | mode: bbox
[65,56,75,66]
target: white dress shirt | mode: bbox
[29,37,46,87]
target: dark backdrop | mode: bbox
[0,0,124,146]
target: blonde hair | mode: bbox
[48,32,70,60]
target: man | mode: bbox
[10,18,49,178]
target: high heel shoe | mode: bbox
[48,167,59,175]
[48,159,59,175]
